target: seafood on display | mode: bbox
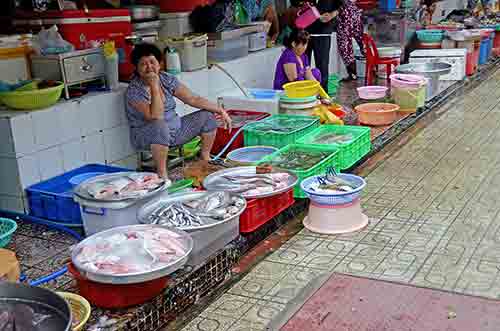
[215,173,291,196]
[0,303,52,331]
[217,113,263,128]
[266,150,331,171]
[86,173,164,200]
[73,227,189,275]
[146,192,246,227]
[312,132,354,145]
[250,117,316,133]
[310,176,358,194]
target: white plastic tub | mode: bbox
[208,36,249,62]
[159,12,192,38]
[74,196,147,236]
[248,32,267,52]
[167,34,208,71]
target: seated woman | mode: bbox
[273,29,321,90]
[125,43,232,180]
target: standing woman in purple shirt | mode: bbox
[273,29,321,90]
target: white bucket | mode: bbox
[75,195,161,236]
[303,199,368,235]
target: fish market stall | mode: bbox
[139,191,246,266]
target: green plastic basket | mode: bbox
[244,115,320,149]
[257,144,340,198]
[0,82,64,110]
[328,74,340,97]
[0,218,17,248]
[296,125,372,170]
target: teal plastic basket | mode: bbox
[243,115,320,149]
[416,30,444,43]
[0,218,17,248]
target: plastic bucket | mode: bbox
[391,85,426,112]
[479,38,489,64]
[295,4,320,29]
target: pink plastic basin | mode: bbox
[357,86,388,100]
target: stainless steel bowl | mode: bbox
[0,282,71,331]
[71,224,193,284]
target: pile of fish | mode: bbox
[214,173,291,196]
[86,173,164,200]
[73,227,188,275]
[0,303,52,331]
[146,192,246,227]
[266,150,331,171]
[310,176,358,194]
[250,117,316,133]
[311,132,354,145]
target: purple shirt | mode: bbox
[273,48,311,90]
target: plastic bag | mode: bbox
[32,25,74,55]
[234,0,249,25]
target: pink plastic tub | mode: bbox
[356,86,388,100]
[390,74,427,89]
[295,4,320,29]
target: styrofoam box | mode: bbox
[409,49,467,81]
[159,12,192,39]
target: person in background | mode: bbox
[305,0,337,88]
[242,0,280,42]
[125,43,232,180]
[273,29,321,90]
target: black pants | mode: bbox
[306,35,331,89]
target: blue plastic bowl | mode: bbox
[250,89,282,100]
[69,172,105,186]
[301,174,366,206]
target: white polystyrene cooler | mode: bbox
[409,49,467,81]
[159,12,192,39]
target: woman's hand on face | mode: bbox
[144,72,160,90]
[220,109,233,131]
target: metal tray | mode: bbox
[202,166,298,199]
[137,191,247,231]
[71,224,193,284]
[73,172,168,203]
[0,282,71,331]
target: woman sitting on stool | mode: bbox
[125,43,232,180]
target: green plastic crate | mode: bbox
[257,144,340,198]
[244,114,320,149]
[296,125,372,170]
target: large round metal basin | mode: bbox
[395,63,453,101]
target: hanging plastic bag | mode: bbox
[234,0,249,24]
[32,25,75,55]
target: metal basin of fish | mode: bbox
[71,224,193,284]
[138,191,247,231]
[73,172,168,203]
[0,282,72,331]
[202,167,299,199]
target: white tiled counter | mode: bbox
[0,47,285,213]
[0,86,137,213]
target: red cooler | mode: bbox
[14,9,134,80]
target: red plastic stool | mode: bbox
[362,33,400,86]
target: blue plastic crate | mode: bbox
[25,164,130,225]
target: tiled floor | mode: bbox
[179,70,500,330]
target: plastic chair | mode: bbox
[362,33,400,86]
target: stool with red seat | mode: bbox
[362,33,400,86]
